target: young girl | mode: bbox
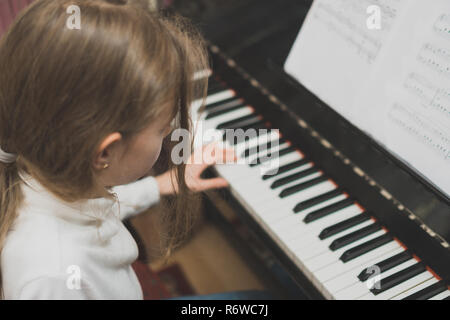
[0,0,238,299]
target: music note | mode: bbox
[311,0,402,64]
[417,43,450,78]
[388,103,450,161]
[433,14,450,40]
[285,0,450,196]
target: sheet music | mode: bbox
[285,0,450,197]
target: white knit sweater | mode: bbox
[1,172,160,300]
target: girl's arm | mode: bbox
[111,175,161,221]
[155,143,236,195]
[112,143,236,220]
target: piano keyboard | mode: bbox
[191,75,450,300]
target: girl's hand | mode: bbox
[155,142,237,195]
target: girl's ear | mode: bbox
[92,132,123,171]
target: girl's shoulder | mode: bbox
[1,209,96,298]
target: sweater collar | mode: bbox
[19,171,120,224]
[19,172,123,243]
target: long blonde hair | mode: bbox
[0,0,209,297]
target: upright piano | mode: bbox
[173,0,450,300]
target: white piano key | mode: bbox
[272,170,322,188]
[294,193,348,216]
[195,110,254,144]
[260,154,305,177]
[323,247,406,294]
[291,219,376,261]
[275,204,363,244]
[234,163,315,193]
[357,271,433,300]
[231,130,281,153]
[315,242,402,283]
[204,89,236,106]
[205,101,250,120]
[257,186,341,231]
[428,289,450,300]
[221,165,319,211]
[220,174,354,256]
[244,141,290,164]
[221,163,323,207]
[246,142,291,165]
[303,229,387,272]
[333,259,417,300]
[257,151,305,175]
[253,180,338,214]
[193,68,212,80]
[259,163,314,183]
[284,219,374,262]
[218,140,300,182]
[193,125,223,149]
[287,216,377,256]
[263,163,315,182]
[390,277,439,300]
[255,181,334,223]
[243,162,313,188]
[193,92,238,119]
[216,164,317,214]
[202,106,255,129]
[270,204,356,246]
[268,195,354,236]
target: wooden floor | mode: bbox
[129,205,267,296]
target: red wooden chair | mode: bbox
[0,0,34,35]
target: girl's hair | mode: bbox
[0,0,209,297]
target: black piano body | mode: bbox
[171,0,450,299]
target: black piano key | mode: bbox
[370,263,426,295]
[402,281,447,300]
[303,198,355,224]
[224,120,267,143]
[238,119,267,132]
[340,233,393,263]
[225,124,268,145]
[216,114,259,130]
[250,145,296,167]
[443,295,450,300]
[279,175,329,198]
[207,78,225,91]
[205,96,237,110]
[319,212,371,240]
[329,223,382,251]
[207,82,228,95]
[294,189,343,214]
[358,251,412,282]
[205,101,246,119]
[263,158,310,180]
[242,136,285,158]
[270,167,319,189]
[207,79,220,89]
[207,86,229,96]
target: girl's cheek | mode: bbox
[148,139,164,166]
[162,127,172,138]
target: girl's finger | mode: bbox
[200,144,235,164]
[195,177,229,191]
[214,148,237,163]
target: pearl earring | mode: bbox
[103,163,109,169]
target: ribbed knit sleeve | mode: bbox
[111,176,161,220]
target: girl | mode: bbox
[0,0,237,299]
